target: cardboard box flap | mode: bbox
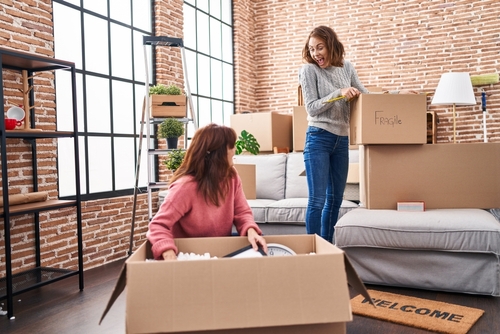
[344,253,375,307]
[99,262,126,324]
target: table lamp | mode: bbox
[431,72,476,143]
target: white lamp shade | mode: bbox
[431,72,476,105]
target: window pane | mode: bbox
[86,75,111,133]
[223,62,233,101]
[114,138,136,190]
[223,101,233,126]
[110,0,131,25]
[78,136,88,194]
[221,24,232,63]
[185,49,197,95]
[183,4,196,50]
[198,54,210,97]
[88,137,112,193]
[132,0,152,32]
[58,138,76,197]
[198,97,211,127]
[76,73,85,132]
[211,59,222,99]
[197,0,209,12]
[112,80,134,134]
[83,0,107,16]
[210,18,221,58]
[210,0,221,20]
[211,99,223,124]
[136,136,148,186]
[111,23,133,79]
[196,11,209,55]
[55,70,74,132]
[84,14,109,74]
[134,31,150,83]
[221,0,232,24]
[53,3,82,69]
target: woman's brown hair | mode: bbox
[170,123,237,206]
[302,25,345,67]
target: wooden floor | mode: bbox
[1,225,499,333]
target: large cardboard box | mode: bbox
[231,112,293,152]
[233,163,257,199]
[101,235,372,334]
[292,106,308,152]
[360,143,500,209]
[350,94,427,145]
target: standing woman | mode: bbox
[147,123,267,260]
[298,26,367,243]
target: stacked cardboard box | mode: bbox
[352,93,500,210]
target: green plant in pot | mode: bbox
[149,83,182,96]
[158,118,185,149]
[149,84,186,118]
[163,149,186,171]
[235,130,260,155]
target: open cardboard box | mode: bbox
[100,235,372,334]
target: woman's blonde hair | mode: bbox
[170,123,237,206]
[302,25,345,67]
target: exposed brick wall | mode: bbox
[233,0,500,143]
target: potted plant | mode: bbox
[149,83,186,118]
[158,118,185,149]
[163,149,186,171]
[235,130,260,155]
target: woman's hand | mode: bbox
[247,228,268,254]
[162,249,177,260]
[341,87,360,100]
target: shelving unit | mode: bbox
[0,47,83,318]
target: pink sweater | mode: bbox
[147,174,262,259]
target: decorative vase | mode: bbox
[166,137,178,149]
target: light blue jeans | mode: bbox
[303,126,349,243]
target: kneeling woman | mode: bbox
[147,123,267,260]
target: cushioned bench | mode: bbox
[334,208,500,296]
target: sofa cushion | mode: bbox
[285,152,308,198]
[247,199,275,223]
[234,153,287,201]
[266,198,359,224]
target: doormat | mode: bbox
[351,290,484,334]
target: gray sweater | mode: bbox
[298,61,368,136]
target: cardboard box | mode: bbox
[346,163,359,184]
[233,163,257,199]
[231,112,293,152]
[100,235,372,334]
[350,94,427,145]
[360,143,500,209]
[150,94,187,118]
[292,106,308,152]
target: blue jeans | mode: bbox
[303,126,349,243]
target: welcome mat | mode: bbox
[351,290,484,334]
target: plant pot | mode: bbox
[166,137,178,149]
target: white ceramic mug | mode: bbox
[7,106,25,122]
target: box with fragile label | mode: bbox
[100,235,372,334]
[350,94,427,145]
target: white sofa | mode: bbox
[233,152,359,225]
